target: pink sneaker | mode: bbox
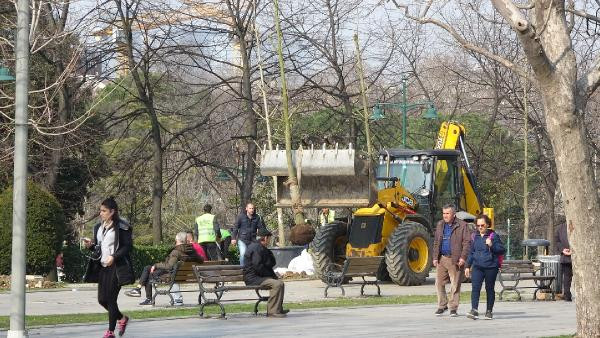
[118,316,129,336]
[103,330,115,338]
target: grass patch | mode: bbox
[0,292,472,329]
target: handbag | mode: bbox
[116,256,135,286]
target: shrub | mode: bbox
[0,182,66,275]
[63,244,172,282]
[62,244,87,282]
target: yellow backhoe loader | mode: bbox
[260,122,493,286]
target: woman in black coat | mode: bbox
[83,197,134,338]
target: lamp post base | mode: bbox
[7,330,28,338]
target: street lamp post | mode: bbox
[371,76,438,147]
[8,1,31,337]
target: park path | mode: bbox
[2,301,575,338]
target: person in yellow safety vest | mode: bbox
[319,208,335,226]
[194,204,222,261]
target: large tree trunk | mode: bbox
[490,1,600,334]
[542,90,600,337]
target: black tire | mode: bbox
[309,222,348,281]
[385,221,433,286]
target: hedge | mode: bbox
[62,244,172,283]
[63,244,240,282]
[0,182,65,275]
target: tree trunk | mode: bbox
[273,0,305,225]
[541,85,600,337]
[237,27,256,211]
[148,108,163,244]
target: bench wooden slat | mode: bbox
[217,285,264,291]
[346,257,384,266]
[518,276,555,280]
[195,264,242,271]
[200,275,245,283]
[196,270,244,277]
[346,265,380,274]
[501,269,538,273]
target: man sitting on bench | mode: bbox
[243,228,288,318]
[125,232,203,305]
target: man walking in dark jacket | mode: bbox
[554,221,573,301]
[243,228,288,318]
[232,203,267,266]
[431,204,471,317]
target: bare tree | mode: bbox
[393,0,600,334]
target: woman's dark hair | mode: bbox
[475,214,491,226]
[101,196,120,224]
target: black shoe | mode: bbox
[564,294,572,302]
[484,310,493,320]
[125,288,141,297]
[449,310,458,317]
[139,298,153,306]
[434,307,448,316]
[466,309,478,320]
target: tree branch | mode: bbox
[391,0,534,82]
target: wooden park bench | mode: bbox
[498,260,556,301]
[323,256,384,298]
[150,260,226,306]
[193,264,270,318]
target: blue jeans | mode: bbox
[470,266,498,311]
[238,240,248,266]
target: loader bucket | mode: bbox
[260,145,356,176]
[260,146,376,208]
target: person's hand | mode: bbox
[433,259,438,267]
[231,239,237,246]
[563,248,572,256]
[486,238,492,247]
[150,265,156,273]
[465,268,470,278]
[82,238,93,249]
[458,258,465,267]
[105,255,114,267]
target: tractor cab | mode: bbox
[377,149,464,227]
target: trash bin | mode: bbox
[538,255,562,294]
[522,239,551,259]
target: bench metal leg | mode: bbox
[199,300,226,319]
[151,283,158,306]
[324,284,345,298]
[359,278,381,297]
[253,289,269,315]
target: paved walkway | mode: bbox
[1,301,576,338]
[0,275,555,316]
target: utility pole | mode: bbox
[523,78,529,242]
[8,1,30,337]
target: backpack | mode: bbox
[471,231,504,267]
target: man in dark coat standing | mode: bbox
[554,221,573,301]
[243,228,288,318]
[232,203,267,266]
